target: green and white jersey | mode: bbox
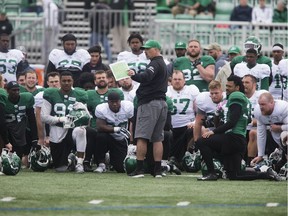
[223,91,250,137]
[231,55,272,70]
[269,61,283,100]
[95,100,134,141]
[254,100,288,156]
[41,88,88,143]
[117,51,149,74]
[0,49,24,83]
[233,63,270,90]
[87,88,124,128]
[173,56,215,92]
[279,59,288,101]
[195,91,226,129]
[0,88,7,107]
[19,85,45,96]
[49,49,91,70]
[5,92,34,146]
[166,85,200,128]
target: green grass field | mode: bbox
[0,169,287,216]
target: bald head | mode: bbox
[258,92,275,115]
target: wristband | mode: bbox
[114,127,121,133]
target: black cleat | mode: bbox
[197,173,218,181]
[83,162,93,172]
[267,168,281,181]
[168,162,181,175]
[128,169,144,178]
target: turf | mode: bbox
[0,169,287,216]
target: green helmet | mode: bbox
[123,155,137,175]
[1,149,21,176]
[268,148,282,166]
[28,146,51,172]
[64,109,91,128]
[201,158,225,179]
[244,36,262,54]
[279,163,287,180]
[182,151,201,173]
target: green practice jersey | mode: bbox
[173,56,215,92]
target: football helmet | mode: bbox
[269,148,283,166]
[182,151,201,173]
[244,36,262,54]
[123,155,137,175]
[279,163,287,180]
[29,146,52,172]
[201,158,225,179]
[64,108,91,128]
[1,148,21,176]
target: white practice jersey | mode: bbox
[254,100,288,156]
[95,100,134,141]
[0,49,24,83]
[166,85,200,128]
[49,49,91,70]
[234,62,270,90]
[269,61,283,100]
[279,59,288,101]
[120,84,138,102]
[117,51,149,74]
[248,89,268,116]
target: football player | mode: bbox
[94,91,134,173]
[251,92,288,173]
[5,81,38,161]
[173,39,215,92]
[166,70,200,163]
[45,33,91,87]
[19,70,44,96]
[278,58,288,101]
[233,48,270,90]
[86,45,109,74]
[193,80,226,142]
[269,43,285,100]
[0,74,9,151]
[117,33,149,75]
[0,34,25,83]
[35,72,61,146]
[84,70,124,172]
[196,76,280,181]
[230,36,272,71]
[41,71,89,173]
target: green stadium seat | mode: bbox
[155,13,174,19]
[175,14,194,20]
[194,13,213,20]
[215,2,234,15]
[214,14,230,21]
[156,0,171,13]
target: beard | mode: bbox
[97,81,108,89]
[187,50,200,58]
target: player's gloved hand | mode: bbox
[32,140,41,151]
[73,102,87,110]
[193,58,201,67]
[114,127,131,139]
[59,116,68,123]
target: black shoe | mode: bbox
[267,168,281,181]
[168,162,181,175]
[197,173,218,181]
[67,153,76,171]
[83,162,93,172]
[128,169,144,178]
[154,171,163,178]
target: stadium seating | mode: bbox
[215,2,234,15]
[155,0,171,13]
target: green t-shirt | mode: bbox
[0,88,7,107]
[224,91,251,137]
[19,85,45,96]
[173,56,215,92]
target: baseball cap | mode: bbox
[108,91,120,101]
[228,46,241,54]
[6,81,19,90]
[204,43,222,51]
[62,33,77,42]
[175,42,186,49]
[140,40,161,50]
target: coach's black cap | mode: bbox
[62,33,77,42]
[6,81,19,90]
[108,91,120,101]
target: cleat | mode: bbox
[83,162,93,172]
[75,163,84,173]
[267,168,281,181]
[168,162,181,175]
[128,169,144,178]
[67,153,76,171]
[94,163,106,173]
[197,173,218,181]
